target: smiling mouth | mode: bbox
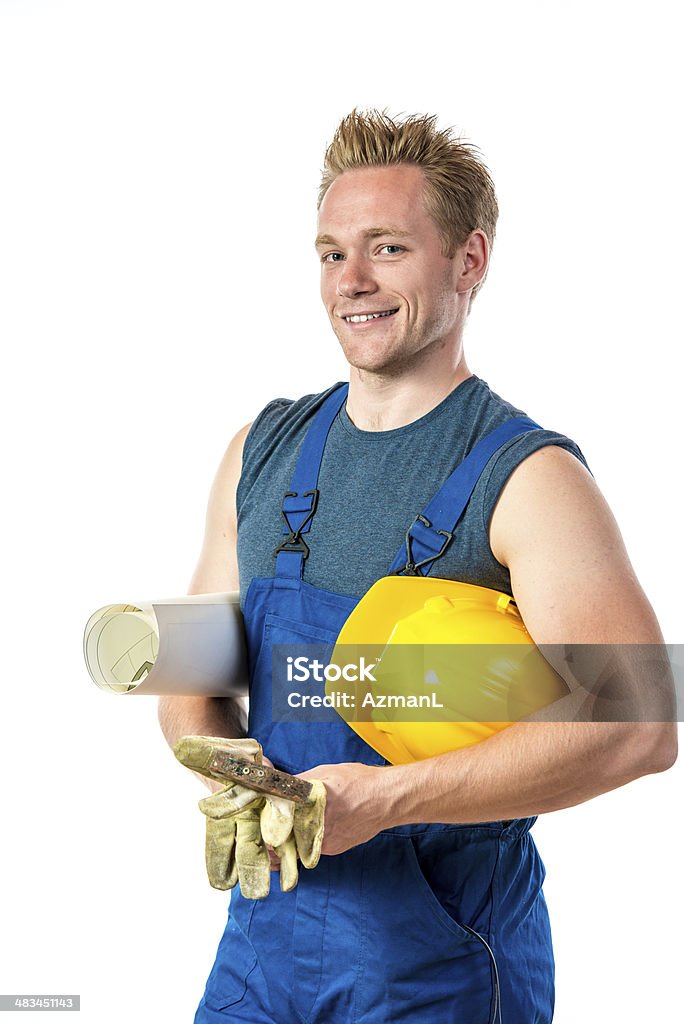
[342,308,399,323]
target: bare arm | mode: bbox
[302,446,678,853]
[158,422,252,792]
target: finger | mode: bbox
[260,795,295,848]
[174,736,263,778]
[235,808,271,900]
[199,785,261,819]
[205,816,238,890]
[293,780,326,869]
[275,837,299,892]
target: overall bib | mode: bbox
[196,385,555,1024]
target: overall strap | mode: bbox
[388,416,541,576]
[275,383,349,579]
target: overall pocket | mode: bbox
[404,837,488,945]
[248,611,386,773]
[202,903,259,1011]
[355,832,495,1024]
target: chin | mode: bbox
[336,337,395,373]
[340,348,387,374]
[340,341,418,378]
[347,355,409,378]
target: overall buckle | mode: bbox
[395,514,453,576]
[273,489,320,559]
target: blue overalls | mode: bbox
[196,385,555,1024]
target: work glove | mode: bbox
[173,735,326,899]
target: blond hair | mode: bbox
[319,109,499,303]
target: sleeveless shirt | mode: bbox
[236,375,588,604]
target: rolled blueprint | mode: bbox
[84,592,248,696]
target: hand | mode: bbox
[198,786,287,897]
[198,779,326,896]
[298,762,388,856]
[174,735,326,897]
[199,751,286,874]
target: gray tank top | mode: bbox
[236,375,588,604]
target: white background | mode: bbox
[1,2,682,1021]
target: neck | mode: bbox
[345,350,473,432]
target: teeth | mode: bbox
[345,310,396,323]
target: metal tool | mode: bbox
[207,749,314,804]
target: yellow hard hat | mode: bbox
[327,576,568,764]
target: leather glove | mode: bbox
[173,736,326,899]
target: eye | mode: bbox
[379,244,404,255]
[322,251,345,263]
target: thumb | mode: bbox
[294,780,326,868]
[260,795,295,848]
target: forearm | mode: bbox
[158,694,247,792]
[379,720,677,828]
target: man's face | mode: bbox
[316,164,464,375]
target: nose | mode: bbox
[336,254,377,299]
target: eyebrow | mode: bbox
[314,227,412,248]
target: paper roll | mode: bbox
[84,593,248,696]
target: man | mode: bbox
[159,110,677,1023]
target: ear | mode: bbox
[454,229,489,293]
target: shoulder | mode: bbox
[487,414,599,577]
[188,384,335,592]
[463,377,589,523]
[243,383,346,451]
[489,444,662,643]
[490,443,598,566]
